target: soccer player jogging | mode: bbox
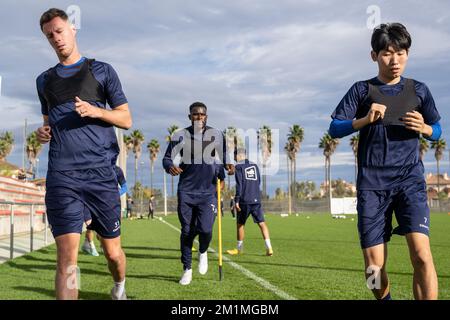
[226,148,273,256]
[35,8,132,300]
[329,23,440,300]
[163,102,233,285]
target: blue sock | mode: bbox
[381,292,392,300]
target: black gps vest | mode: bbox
[361,78,421,126]
[42,59,106,110]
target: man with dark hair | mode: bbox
[163,102,233,285]
[329,22,440,300]
[35,8,132,300]
[226,148,273,256]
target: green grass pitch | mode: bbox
[0,213,448,300]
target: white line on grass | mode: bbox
[158,217,297,300]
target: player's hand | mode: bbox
[402,111,426,134]
[36,125,52,143]
[366,103,386,124]
[169,166,183,176]
[75,96,103,118]
[225,164,235,175]
[235,203,241,212]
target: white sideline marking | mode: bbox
[158,217,297,300]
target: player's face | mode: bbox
[372,46,408,83]
[189,107,207,130]
[42,17,77,60]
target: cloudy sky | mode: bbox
[1,0,449,195]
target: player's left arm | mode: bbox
[75,97,132,129]
[75,62,132,129]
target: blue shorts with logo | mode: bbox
[177,192,217,235]
[45,167,121,239]
[237,203,265,225]
[357,182,430,249]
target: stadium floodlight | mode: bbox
[217,178,223,281]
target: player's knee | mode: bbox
[105,251,122,263]
[104,247,123,263]
[410,249,433,269]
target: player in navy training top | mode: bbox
[329,23,439,300]
[35,8,132,300]
[163,102,234,285]
[226,148,273,256]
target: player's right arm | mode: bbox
[36,115,52,144]
[351,103,387,130]
[329,82,386,138]
[162,139,183,176]
[35,74,52,144]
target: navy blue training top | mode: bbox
[162,125,226,195]
[36,57,127,171]
[235,160,261,204]
[331,77,441,190]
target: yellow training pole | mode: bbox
[217,178,223,281]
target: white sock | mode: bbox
[89,241,95,248]
[237,241,243,250]
[114,279,126,296]
[264,239,272,249]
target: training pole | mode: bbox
[217,178,223,281]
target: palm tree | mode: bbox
[319,133,339,204]
[349,134,359,183]
[166,125,179,196]
[431,138,446,193]
[287,125,304,198]
[123,134,133,158]
[0,131,14,161]
[284,141,294,214]
[258,125,273,198]
[419,136,429,161]
[130,130,145,187]
[26,132,42,179]
[147,139,160,193]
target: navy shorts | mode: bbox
[177,192,217,235]
[357,182,430,249]
[45,167,121,239]
[237,203,265,225]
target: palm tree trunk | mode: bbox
[150,161,154,192]
[324,157,328,198]
[328,157,332,202]
[134,156,138,187]
[292,160,296,211]
[328,157,333,213]
[437,159,440,193]
[293,156,297,198]
[287,155,291,214]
